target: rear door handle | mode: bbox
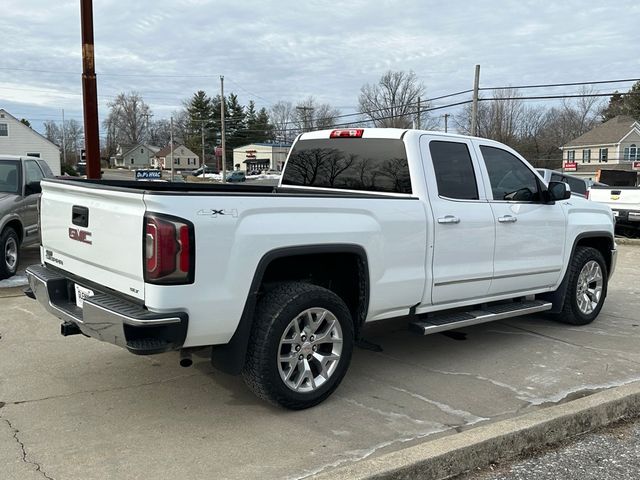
[498,215,517,223]
[437,215,460,224]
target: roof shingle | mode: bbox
[563,115,640,148]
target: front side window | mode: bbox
[0,161,19,193]
[282,138,412,194]
[429,141,478,200]
[480,146,540,202]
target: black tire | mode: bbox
[553,246,608,325]
[242,282,354,410]
[0,227,20,280]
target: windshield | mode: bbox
[282,138,412,194]
[0,161,19,194]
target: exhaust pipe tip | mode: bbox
[179,349,193,368]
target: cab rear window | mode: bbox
[282,138,412,194]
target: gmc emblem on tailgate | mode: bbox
[69,228,92,245]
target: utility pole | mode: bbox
[471,64,480,137]
[142,113,152,167]
[201,120,205,171]
[296,106,314,132]
[443,113,450,133]
[61,109,67,166]
[220,75,226,182]
[170,116,174,181]
[416,97,421,129]
[80,0,101,179]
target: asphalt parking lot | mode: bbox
[1,245,639,480]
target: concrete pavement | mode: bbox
[0,245,639,479]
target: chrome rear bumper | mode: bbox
[25,264,188,355]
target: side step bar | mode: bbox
[409,300,552,335]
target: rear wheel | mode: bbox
[553,246,607,325]
[242,282,354,409]
[0,227,19,280]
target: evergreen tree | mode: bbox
[601,81,640,121]
[185,90,216,163]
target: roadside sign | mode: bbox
[563,162,578,171]
[135,169,162,180]
[633,161,640,170]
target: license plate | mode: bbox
[74,284,94,308]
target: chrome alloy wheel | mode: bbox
[277,307,343,393]
[576,260,603,315]
[5,236,17,271]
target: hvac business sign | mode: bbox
[135,169,162,180]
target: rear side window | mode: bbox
[36,160,54,177]
[480,146,541,202]
[282,138,412,194]
[564,176,587,195]
[429,141,479,200]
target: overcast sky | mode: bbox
[2,0,639,135]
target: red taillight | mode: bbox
[144,214,194,284]
[330,129,364,138]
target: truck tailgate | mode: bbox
[40,180,146,300]
[589,187,640,212]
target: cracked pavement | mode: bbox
[0,245,639,479]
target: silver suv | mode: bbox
[0,155,54,279]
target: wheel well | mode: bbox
[260,252,368,335]
[210,246,370,375]
[575,236,613,274]
[3,220,23,244]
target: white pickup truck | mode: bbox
[588,185,640,235]
[26,128,617,409]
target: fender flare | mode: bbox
[210,244,370,375]
[539,231,614,313]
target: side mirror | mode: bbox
[25,181,42,196]
[548,181,571,201]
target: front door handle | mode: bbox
[498,215,517,223]
[437,215,460,224]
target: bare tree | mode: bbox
[102,92,152,151]
[43,119,84,163]
[270,101,295,143]
[293,97,341,133]
[358,70,431,128]
[148,119,172,147]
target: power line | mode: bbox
[480,77,640,91]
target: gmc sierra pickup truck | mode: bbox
[26,128,617,409]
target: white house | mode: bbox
[0,109,61,175]
[152,143,199,170]
[115,143,160,169]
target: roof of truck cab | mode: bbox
[298,128,483,142]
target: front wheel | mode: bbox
[554,246,607,325]
[0,227,19,280]
[242,282,354,409]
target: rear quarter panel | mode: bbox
[142,193,427,347]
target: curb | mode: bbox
[615,237,640,245]
[312,381,640,480]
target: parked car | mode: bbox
[26,129,616,409]
[183,165,219,179]
[0,155,54,279]
[226,171,246,182]
[536,168,589,197]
